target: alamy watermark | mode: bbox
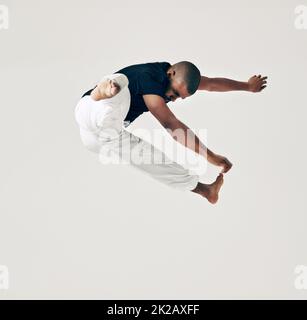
[294,5,307,29]
[294,265,307,290]
[98,127,209,175]
[0,4,9,30]
[0,265,9,290]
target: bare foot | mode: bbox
[206,173,224,204]
[191,173,224,204]
[91,79,121,101]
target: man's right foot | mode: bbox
[206,173,224,204]
[192,173,224,204]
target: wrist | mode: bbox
[244,81,251,92]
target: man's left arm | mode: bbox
[198,75,267,93]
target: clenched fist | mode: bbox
[210,154,233,173]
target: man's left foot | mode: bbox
[91,79,121,101]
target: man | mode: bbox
[75,61,267,204]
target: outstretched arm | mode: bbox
[143,94,233,173]
[198,75,267,92]
[163,118,233,173]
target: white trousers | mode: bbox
[74,73,199,191]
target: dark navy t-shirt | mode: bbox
[82,61,171,123]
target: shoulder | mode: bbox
[138,62,170,86]
[142,61,171,76]
[115,61,170,77]
[137,71,167,97]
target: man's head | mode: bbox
[165,61,201,102]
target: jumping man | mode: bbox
[74,61,267,204]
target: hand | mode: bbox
[210,154,233,173]
[247,75,267,92]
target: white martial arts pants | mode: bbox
[74,73,199,191]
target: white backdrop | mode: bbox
[0,0,307,299]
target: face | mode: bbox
[164,70,191,103]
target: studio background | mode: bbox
[0,0,306,299]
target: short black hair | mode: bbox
[173,61,201,95]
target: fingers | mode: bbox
[249,75,268,92]
[221,162,233,173]
[253,75,268,92]
[251,75,268,79]
[221,166,230,173]
[260,76,267,84]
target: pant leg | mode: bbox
[75,73,130,152]
[76,73,199,191]
[99,129,200,191]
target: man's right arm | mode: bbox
[143,94,232,173]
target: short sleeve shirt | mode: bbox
[82,61,171,123]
